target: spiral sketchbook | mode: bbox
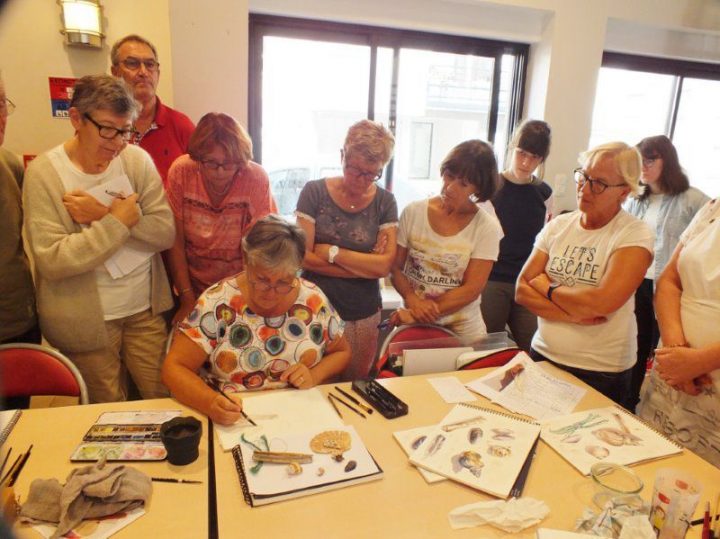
[232,426,383,507]
[401,403,541,499]
[540,405,682,476]
[0,409,21,445]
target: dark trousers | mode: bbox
[629,278,659,411]
[1,321,42,409]
[529,348,633,410]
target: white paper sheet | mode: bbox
[466,352,586,420]
[427,376,476,403]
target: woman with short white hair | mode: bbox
[516,142,654,408]
[296,119,397,381]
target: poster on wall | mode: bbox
[49,77,77,119]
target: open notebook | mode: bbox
[232,426,382,506]
[540,405,682,475]
[396,403,540,499]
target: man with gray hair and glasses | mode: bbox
[0,71,40,350]
[111,34,195,186]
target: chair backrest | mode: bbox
[371,324,463,378]
[457,348,522,370]
[0,343,89,405]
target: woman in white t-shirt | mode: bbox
[637,199,720,467]
[623,135,708,410]
[516,142,654,408]
[390,140,503,344]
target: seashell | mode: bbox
[287,462,302,475]
[452,451,484,477]
[316,467,325,477]
[468,428,483,444]
[344,460,357,472]
[586,445,610,460]
[491,428,515,441]
[487,445,511,458]
[411,435,427,451]
[425,434,446,457]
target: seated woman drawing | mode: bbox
[162,215,351,425]
[389,139,503,344]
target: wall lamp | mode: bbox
[59,0,104,48]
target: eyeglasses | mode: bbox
[574,168,627,195]
[0,98,16,116]
[119,57,160,72]
[201,160,243,172]
[83,113,136,142]
[344,163,383,182]
[249,277,297,294]
[642,158,658,168]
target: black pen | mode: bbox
[8,444,32,487]
[212,382,257,426]
[0,448,12,479]
[0,453,22,486]
[152,477,202,484]
[329,393,366,419]
[334,386,373,414]
[105,189,127,199]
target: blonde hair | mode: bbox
[579,142,644,197]
[188,112,252,164]
[343,119,394,165]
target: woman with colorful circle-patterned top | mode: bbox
[162,215,351,425]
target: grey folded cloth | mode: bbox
[19,458,152,538]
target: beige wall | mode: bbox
[1,0,719,209]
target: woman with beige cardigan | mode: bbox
[23,75,175,403]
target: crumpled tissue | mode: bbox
[448,497,550,532]
[617,515,655,539]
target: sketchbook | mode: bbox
[0,409,21,446]
[540,406,682,476]
[466,352,586,420]
[232,426,383,506]
[215,388,344,451]
[70,410,182,462]
[400,403,540,499]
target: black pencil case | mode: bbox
[351,379,408,419]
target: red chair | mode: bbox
[457,347,522,370]
[0,343,89,406]
[371,324,462,378]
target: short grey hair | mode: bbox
[343,119,395,166]
[580,142,644,197]
[111,34,158,66]
[242,215,306,274]
[70,75,139,121]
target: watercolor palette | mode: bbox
[71,442,167,462]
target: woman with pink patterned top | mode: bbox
[166,113,277,325]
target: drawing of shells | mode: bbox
[487,445,511,458]
[468,428,483,444]
[344,460,357,472]
[425,434,446,457]
[411,435,427,451]
[452,451,484,477]
[491,428,515,441]
[563,434,581,443]
[586,445,610,460]
[592,428,627,446]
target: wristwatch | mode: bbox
[328,245,340,264]
[547,282,561,302]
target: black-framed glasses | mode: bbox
[83,113,136,142]
[120,57,160,72]
[573,168,627,195]
[248,277,297,294]
[0,97,16,116]
[201,160,243,172]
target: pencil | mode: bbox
[327,394,343,419]
[334,386,373,414]
[0,448,12,479]
[151,477,202,484]
[8,444,32,487]
[329,393,366,419]
[0,453,22,486]
[713,492,720,537]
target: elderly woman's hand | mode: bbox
[63,190,109,224]
[208,393,244,426]
[280,363,314,389]
[389,308,416,327]
[654,346,707,386]
[109,193,140,228]
[406,295,440,323]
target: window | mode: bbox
[589,53,720,197]
[249,15,528,217]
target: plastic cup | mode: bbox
[649,468,703,539]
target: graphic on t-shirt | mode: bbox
[404,247,467,297]
[547,245,600,287]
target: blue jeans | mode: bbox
[529,348,632,410]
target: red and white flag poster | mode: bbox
[49,77,77,119]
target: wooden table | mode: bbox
[6,399,209,538]
[215,365,720,539]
